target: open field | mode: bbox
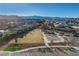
[9,28,44,44]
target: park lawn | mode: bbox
[4,47,21,51]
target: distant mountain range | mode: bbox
[0,15,21,20]
[21,16,53,20]
[0,15,79,21]
[0,15,52,20]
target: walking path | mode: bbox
[0,45,73,54]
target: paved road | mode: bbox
[0,45,79,56]
[42,32,51,48]
[0,45,76,53]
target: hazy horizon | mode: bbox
[0,3,79,18]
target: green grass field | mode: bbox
[4,47,21,51]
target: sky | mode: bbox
[0,3,79,17]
